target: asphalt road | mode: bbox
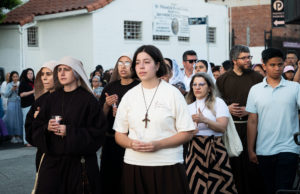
[0,142,102,194]
[0,142,36,194]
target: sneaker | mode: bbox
[16,137,23,143]
[10,137,17,143]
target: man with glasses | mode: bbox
[285,50,298,69]
[216,45,264,194]
[182,50,197,91]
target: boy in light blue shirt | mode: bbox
[246,48,300,194]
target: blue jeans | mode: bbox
[257,152,298,194]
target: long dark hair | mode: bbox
[20,68,35,83]
[9,71,19,82]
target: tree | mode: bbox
[0,0,22,23]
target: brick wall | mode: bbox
[231,5,300,47]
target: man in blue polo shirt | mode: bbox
[246,48,300,194]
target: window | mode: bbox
[178,36,190,42]
[27,27,38,47]
[124,21,142,40]
[153,35,170,41]
[207,27,216,43]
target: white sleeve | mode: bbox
[113,93,129,133]
[0,82,6,95]
[296,83,300,110]
[215,98,230,118]
[174,90,195,132]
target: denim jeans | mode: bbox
[257,152,298,194]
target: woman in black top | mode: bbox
[19,68,35,146]
[99,54,139,194]
[32,56,107,194]
[25,61,58,171]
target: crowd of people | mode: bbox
[0,44,299,194]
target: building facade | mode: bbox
[207,0,300,63]
[0,0,229,76]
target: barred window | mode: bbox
[178,36,190,42]
[207,27,216,44]
[124,21,142,40]
[27,27,38,47]
[153,35,170,41]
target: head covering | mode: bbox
[193,60,216,83]
[54,56,93,94]
[169,59,185,85]
[205,60,216,83]
[110,53,133,83]
[34,60,58,100]
[92,75,101,82]
[283,65,295,73]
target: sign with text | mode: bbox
[188,17,207,25]
[153,3,190,37]
[271,0,285,28]
[283,41,300,48]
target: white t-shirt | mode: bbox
[188,97,229,136]
[113,80,195,166]
[183,72,193,92]
[0,81,8,111]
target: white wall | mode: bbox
[0,0,229,76]
[92,0,229,70]
[25,14,94,74]
[250,46,265,64]
[207,0,270,7]
[0,26,21,74]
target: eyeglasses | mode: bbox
[192,82,207,87]
[236,56,253,60]
[185,59,197,64]
[118,61,131,67]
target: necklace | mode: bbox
[141,80,161,128]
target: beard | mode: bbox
[239,63,251,73]
[241,67,251,73]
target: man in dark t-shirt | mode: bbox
[216,45,264,194]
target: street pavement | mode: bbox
[0,141,102,194]
[0,142,36,194]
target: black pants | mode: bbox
[257,152,298,194]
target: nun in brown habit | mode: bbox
[31,56,107,194]
[25,60,58,171]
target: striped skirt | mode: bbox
[185,136,237,194]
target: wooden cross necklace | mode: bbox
[141,80,161,128]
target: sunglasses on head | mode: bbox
[185,59,197,64]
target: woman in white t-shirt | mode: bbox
[1,73,11,113]
[113,45,195,194]
[185,72,237,194]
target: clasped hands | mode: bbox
[48,119,66,137]
[130,139,159,152]
[228,103,248,118]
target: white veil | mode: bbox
[169,59,184,85]
[194,60,216,83]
